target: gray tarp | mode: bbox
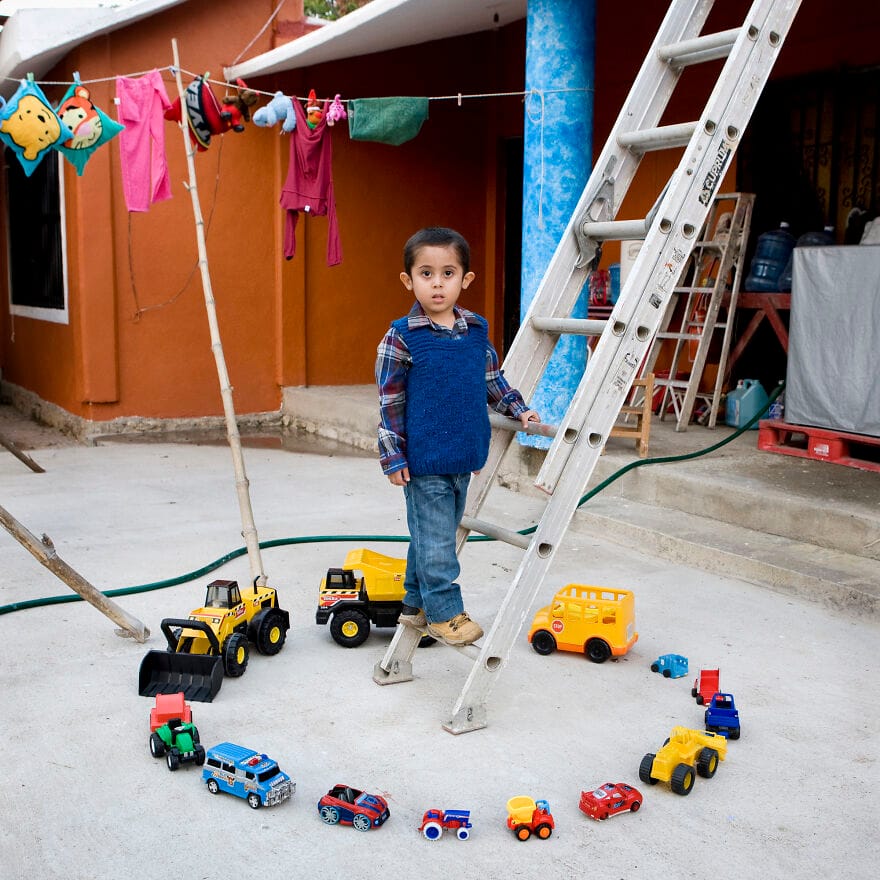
[786,244,880,437]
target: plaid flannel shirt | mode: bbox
[376,303,529,475]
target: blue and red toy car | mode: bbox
[579,782,642,820]
[318,784,390,831]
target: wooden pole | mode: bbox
[0,431,45,473]
[0,503,149,642]
[170,39,266,589]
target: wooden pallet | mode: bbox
[757,420,880,473]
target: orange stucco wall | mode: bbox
[1,0,878,422]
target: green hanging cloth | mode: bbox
[348,97,429,146]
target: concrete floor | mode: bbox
[1,431,877,879]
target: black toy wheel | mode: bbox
[650,662,659,672]
[149,732,166,758]
[207,779,220,795]
[585,638,612,663]
[531,630,557,656]
[696,695,705,705]
[639,753,658,785]
[671,763,695,795]
[729,728,741,740]
[166,750,180,771]
[223,632,250,676]
[247,793,262,810]
[515,825,531,841]
[691,686,698,697]
[697,747,719,778]
[535,823,552,839]
[256,609,288,655]
[630,800,641,812]
[330,609,371,648]
[194,744,206,766]
[662,669,672,678]
[191,727,200,745]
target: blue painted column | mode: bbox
[520,0,596,448]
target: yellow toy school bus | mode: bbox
[527,584,637,663]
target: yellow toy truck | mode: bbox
[317,548,429,648]
[527,584,637,663]
[506,796,555,841]
[639,726,728,795]
[139,578,289,702]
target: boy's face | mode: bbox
[400,244,475,326]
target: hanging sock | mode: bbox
[348,97,429,146]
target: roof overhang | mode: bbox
[0,0,187,98]
[225,0,526,82]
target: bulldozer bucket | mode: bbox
[138,650,224,702]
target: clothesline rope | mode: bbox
[3,67,592,104]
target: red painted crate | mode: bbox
[757,420,880,473]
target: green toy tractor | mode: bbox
[149,718,206,771]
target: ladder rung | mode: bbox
[582,218,648,242]
[658,27,741,67]
[488,412,558,439]
[694,240,724,251]
[459,516,531,550]
[530,316,608,337]
[617,121,697,152]
[654,379,690,389]
[673,286,715,294]
[656,331,695,340]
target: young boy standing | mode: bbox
[376,227,540,646]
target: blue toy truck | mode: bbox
[650,654,689,678]
[704,692,741,739]
[202,742,295,808]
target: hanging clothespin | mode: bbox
[26,72,35,83]
[457,93,462,107]
[72,71,81,84]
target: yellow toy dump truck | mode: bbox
[527,584,637,663]
[139,578,289,702]
[317,548,426,648]
[506,796,555,841]
[639,726,728,795]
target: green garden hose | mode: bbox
[0,383,781,617]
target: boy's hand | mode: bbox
[388,467,410,486]
[519,409,541,429]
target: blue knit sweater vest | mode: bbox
[394,315,491,476]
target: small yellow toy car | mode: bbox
[527,584,637,663]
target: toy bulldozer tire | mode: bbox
[223,633,249,676]
[671,763,695,795]
[639,753,658,785]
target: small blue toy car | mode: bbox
[704,692,741,739]
[202,742,294,808]
[650,654,689,678]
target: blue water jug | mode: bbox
[725,379,769,429]
[777,225,834,291]
[744,222,795,292]
[609,263,621,304]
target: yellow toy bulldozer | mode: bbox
[138,578,289,702]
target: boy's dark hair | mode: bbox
[403,227,470,275]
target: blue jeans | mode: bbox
[403,472,470,623]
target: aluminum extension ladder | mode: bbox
[642,191,755,430]
[373,0,801,734]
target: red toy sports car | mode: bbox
[578,782,642,820]
[318,784,390,831]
